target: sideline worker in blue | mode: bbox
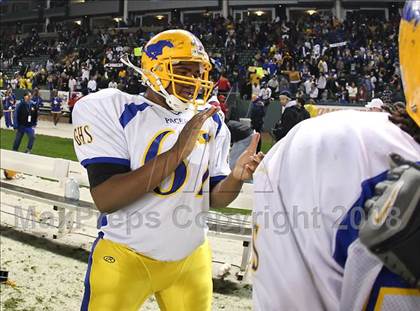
[31,88,43,109]
[2,88,15,128]
[13,91,39,153]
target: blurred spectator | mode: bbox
[108,79,118,88]
[365,98,384,112]
[50,90,62,126]
[217,95,229,117]
[296,97,310,120]
[282,66,301,95]
[227,120,254,170]
[252,82,261,99]
[304,77,314,97]
[347,82,358,103]
[259,82,272,107]
[68,76,77,93]
[31,88,43,109]
[18,75,26,89]
[267,76,279,98]
[250,96,266,152]
[318,57,328,75]
[338,86,349,104]
[317,73,327,99]
[67,92,81,124]
[81,64,90,81]
[118,68,127,80]
[362,74,373,100]
[272,91,308,141]
[381,85,394,104]
[309,83,319,100]
[11,75,18,90]
[88,77,97,93]
[216,72,232,95]
[278,75,291,95]
[125,76,143,95]
[2,89,15,128]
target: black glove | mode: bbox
[360,153,420,288]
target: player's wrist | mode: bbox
[168,145,185,165]
[228,170,245,183]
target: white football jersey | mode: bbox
[73,88,231,261]
[252,110,420,311]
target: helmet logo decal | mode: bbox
[191,37,206,58]
[402,0,420,25]
[145,40,174,60]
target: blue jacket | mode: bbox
[13,100,38,128]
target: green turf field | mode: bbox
[1,128,274,161]
[261,139,273,154]
[1,129,77,161]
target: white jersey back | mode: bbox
[73,89,230,261]
[252,110,420,310]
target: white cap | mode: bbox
[365,98,384,109]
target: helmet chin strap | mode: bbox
[120,55,191,112]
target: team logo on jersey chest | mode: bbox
[164,117,187,124]
[74,125,93,146]
[197,130,211,145]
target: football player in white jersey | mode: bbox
[252,1,420,310]
[72,30,263,311]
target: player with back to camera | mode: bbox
[252,1,420,310]
[72,29,264,311]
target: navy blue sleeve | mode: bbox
[13,102,21,128]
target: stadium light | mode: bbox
[156,15,165,20]
[254,11,265,16]
[306,10,317,16]
[113,17,122,22]
[75,20,82,25]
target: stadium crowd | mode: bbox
[0,10,405,107]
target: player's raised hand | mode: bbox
[231,133,265,181]
[173,106,219,162]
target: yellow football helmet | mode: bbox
[3,169,17,180]
[121,29,213,112]
[399,0,420,126]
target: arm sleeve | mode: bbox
[72,98,130,168]
[13,102,20,128]
[86,162,131,188]
[33,107,38,127]
[209,111,231,188]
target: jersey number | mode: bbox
[144,130,188,196]
[251,224,260,272]
[144,130,209,196]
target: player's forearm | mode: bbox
[91,149,182,213]
[209,173,243,208]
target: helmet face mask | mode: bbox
[163,59,213,107]
[123,29,214,112]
